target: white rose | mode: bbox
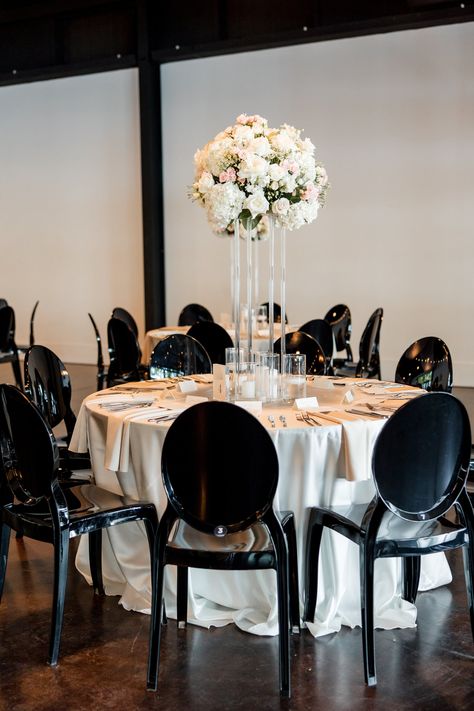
[268,163,285,182]
[238,154,268,182]
[197,171,215,194]
[300,137,315,153]
[271,197,290,216]
[244,189,269,218]
[248,136,271,156]
[233,125,254,144]
[271,131,296,154]
[280,174,297,192]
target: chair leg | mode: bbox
[282,514,300,632]
[0,523,11,602]
[360,544,376,687]
[177,566,188,628]
[49,529,70,666]
[403,556,421,604]
[147,557,167,691]
[303,511,323,623]
[275,543,291,697]
[88,530,105,596]
[459,490,474,641]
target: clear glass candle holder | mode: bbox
[282,353,306,402]
[255,352,280,402]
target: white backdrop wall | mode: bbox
[0,68,144,364]
[161,23,474,386]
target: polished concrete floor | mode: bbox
[0,363,473,710]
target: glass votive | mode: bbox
[255,352,280,402]
[282,353,306,402]
[225,347,245,400]
[237,362,257,400]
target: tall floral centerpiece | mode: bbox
[191,114,328,377]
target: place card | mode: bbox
[235,400,263,416]
[213,364,226,401]
[293,396,319,410]
[343,389,355,404]
[178,380,198,393]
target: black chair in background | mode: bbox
[299,319,334,372]
[324,303,353,368]
[147,401,299,698]
[88,313,106,391]
[178,303,214,326]
[0,305,23,390]
[335,307,383,380]
[16,300,40,355]
[111,306,139,339]
[260,301,288,325]
[149,334,212,379]
[0,384,157,667]
[187,320,233,365]
[0,299,7,310]
[107,317,146,387]
[395,336,453,392]
[24,345,91,480]
[304,392,474,687]
[274,332,327,375]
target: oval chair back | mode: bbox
[299,319,334,362]
[274,331,326,375]
[187,320,233,365]
[357,307,383,378]
[178,303,214,326]
[161,401,279,534]
[111,307,139,338]
[372,392,471,521]
[24,345,76,442]
[107,317,142,385]
[149,333,212,379]
[324,303,352,361]
[395,336,453,392]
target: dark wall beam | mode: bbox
[152,8,474,64]
[137,0,165,329]
[0,54,134,87]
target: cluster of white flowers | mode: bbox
[191,114,329,234]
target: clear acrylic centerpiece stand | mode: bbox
[231,214,286,402]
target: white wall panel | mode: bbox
[0,68,143,364]
[161,23,474,385]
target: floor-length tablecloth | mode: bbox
[70,377,451,637]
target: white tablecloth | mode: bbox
[70,377,451,637]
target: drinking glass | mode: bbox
[282,353,306,402]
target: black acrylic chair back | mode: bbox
[358,307,383,378]
[24,345,76,443]
[187,320,233,365]
[0,305,23,390]
[0,384,57,503]
[260,301,288,324]
[274,331,327,375]
[107,316,142,385]
[162,401,279,534]
[395,336,453,393]
[88,313,106,390]
[29,300,39,347]
[372,393,470,521]
[0,299,8,310]
[324,303,352,361]
[299,319,334,362]
[111,306,139,338]
[149,334,212,379]
[178,303,214,326]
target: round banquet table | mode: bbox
[69,376,451,638]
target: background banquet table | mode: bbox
[70,376,451,638]
[142,324,298,362]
